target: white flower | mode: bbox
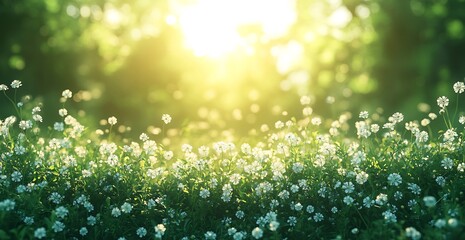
[163,151,173,160]
[303,106,313,116]
[0,84,8,91]
[136,227,147,238]
[55,206,69,219]
[23,216,34,225]
[405,227,421,240]
[235,210,245,219]
[87,216,97,226]
[62,89,72,99]
[415,131,428,143]
[79,227,88,236]
[434,219,446,228]
[458,163,465,172]
[387,173,402,186]
[108,116,117,126]
[342,182,355,193]
[199,189,210,198]
[443,129,458,142]
[32,106,41,114]
[58,108,68,117]
[359,111,369,119]
[33,114,43,122]
[459,115,465,124]
[389,112,404,123]
[0,199,16,211]
[34,227,46,239]
[343,196,354,205]
[306,205,315,213]
[154,224,166,238]
[441,157,453,169]
[251,227,263,239]
[161,114,171,124]
[48,192,63,204]
[356,171,369,184]
[436,176,446,187]
[375,193,388,205]
[269,220,279,231]
[11,80,22,89]
[294,202,303,211]
[274,121,284,129]
[19,120,32,130]
[423,196,436,207]
[139,133,149,141]
[437,96,449,108]
[382,210,397,223]
[204,231,217,239]
[355,121,371,138]
[52,221,65,232]
[300,95,311,105]
[111,207,121,217]
[121,202,132,213]
[407,183,421,195]
[448,218,459,228]
[311,117,321,126]
[54,122,64,131]
[11,171,22,182]
[453,81,465,93]
[313,212,324,222]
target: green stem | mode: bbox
[109,126,113,142]
[453,93,459,123]
[445,108,452,129]
[3,91,21,117]
[441,108,452,129]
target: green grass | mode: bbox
[0,81,464,239]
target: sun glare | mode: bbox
[176,0,296,58]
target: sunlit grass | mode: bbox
[0,80,464,239]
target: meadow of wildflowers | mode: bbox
[0,80,464,240]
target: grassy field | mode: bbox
[0,80,464,239]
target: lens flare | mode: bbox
[177,0,296,58]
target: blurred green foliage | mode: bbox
[1,0,465,137]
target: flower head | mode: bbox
[136,227,147,238]
[162,114,171,124]
[453,81,465,94]
[34,227,46,239]
[11,80,22,89]
[437,96,449,108]
[108,116,117,126]
[0,84,8,91]
[300,95,311,105]
[359,111,369,119]
[405,227,421,240]
[62,89,72,99]
[121,202,132,213]
[154,224,166,238]
[251,227,263,239]
[387,173,402,186]
[423,196,436,207]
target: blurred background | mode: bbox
[1,0,465,139]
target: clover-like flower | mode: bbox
[108,116,117,126]
[11,80,22,89]
[453,81,465,94]
[62,89,72,99]
[437,96,449,108]
[162,114,171,124]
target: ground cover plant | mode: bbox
[0,80,464,239]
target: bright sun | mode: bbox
[175,0,296,58]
